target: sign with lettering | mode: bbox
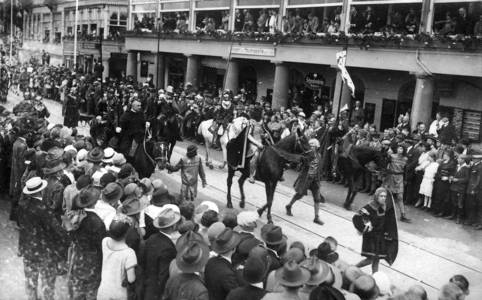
[305,73,325,90]
[231,46,275,57]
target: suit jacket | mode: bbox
[143,232,177,300]
[405,146,422,180]
[226,285,266,300]
[10,137,27,197]
[204,256,240,300]
[451,165,470,193]
[466,162,482,195]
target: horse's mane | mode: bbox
[271,133,305,163]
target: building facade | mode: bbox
[125,0,482,140]
[21,0,128,79]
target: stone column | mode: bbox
[103,7,109,39]
[185,54,200,89]
[272,61,289,109]
[224,58,239,94]
[410,74,434,131]
[155,53,165,89]
[126,51,137,80]
[40,13,44,41]
[50,11,55,43]
[331,69,353,116]
[102,57,110,80]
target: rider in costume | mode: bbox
[213,90,234,149]
[247,107,265,184]
[285,138,325,225]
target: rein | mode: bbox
[269,144,304,164]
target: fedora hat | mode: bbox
[261,224,287,246]
[102,182,124,204]
[243,252,269,284]
[73,186,101,209]
[119,197,141,216]
[153,208,181,229]
[275,260,310,287]
[211,228,241,254]
[103,147,116,163]
[176,240,210,273]
[46,147,64,162]
[43,160,67,175]
[87,147,104,163]
[301,256,331,286]
[176,230,205,252]
[23,177,48,195]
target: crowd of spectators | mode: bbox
[132,5,482,37]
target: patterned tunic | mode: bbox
[383,154,407,194]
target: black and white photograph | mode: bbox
[0,0,481,299]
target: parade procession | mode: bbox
[0,0,482,299]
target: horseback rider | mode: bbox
[247,106,266,184]
[212,89,234,149]
[286,138,325,225]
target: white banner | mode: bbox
[336,50,355,98]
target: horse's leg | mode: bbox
[219,133,227,168]
[237,167,248,208]
[266,181,277,224]
[226,167,234,208]
[344,176,354,210]
[203,136,213,169]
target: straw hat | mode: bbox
[23,177,48,195]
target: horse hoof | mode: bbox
[343,203,351,211]
[239,201,245,209]
[227,202,233,209]
[267,219,273,224]
[257,208,263,217]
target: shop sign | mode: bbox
[305,73,325,90]
[231,46,275,57]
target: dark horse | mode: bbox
[337,146,389,210]
[227,129,310,223]
[155,114,182,162]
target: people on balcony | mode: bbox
[454,7,473,35]
[475,15,482,36]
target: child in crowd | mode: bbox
[167,144,207,201]
[416,151,439,210]
[97,215,137,300]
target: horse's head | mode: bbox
[374,148,390,171]
[293,127,311,154]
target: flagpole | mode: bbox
[9,0,13,66]
[73,0,79,70]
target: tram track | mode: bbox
[205,181,442,291]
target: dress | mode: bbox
[97,237,137,300]
[353,203,388,259]
[419,162,439,197]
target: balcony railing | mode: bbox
[125,30,482,51]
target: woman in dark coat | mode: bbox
[353,187,398,273]
[64,87,80,128]
[68,186,107,300]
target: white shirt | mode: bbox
[97,237,137,300]
[94,200,117,230]
[139,205,164,228]
[429,120,439,137]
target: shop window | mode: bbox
[140,60,149,77]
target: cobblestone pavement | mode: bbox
[1,91,481,300]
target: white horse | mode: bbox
[198,117,248,169]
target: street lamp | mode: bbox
[73,0,79,70]
[9,0,13,66]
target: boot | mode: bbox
[414,199,423,208]
[456,209,462,224]
[285,204,293,216]
[400,214,411,223]
[313,203,324,225]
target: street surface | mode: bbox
[0,91,481,300]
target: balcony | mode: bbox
[125,30,482,52]
[125,29,482,77]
